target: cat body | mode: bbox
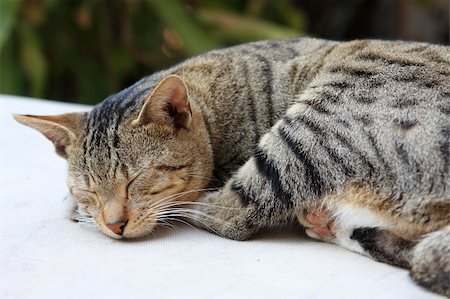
[14,38,450,296]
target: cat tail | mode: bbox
[410,225,450,297]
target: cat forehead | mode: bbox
[72,123,171,184]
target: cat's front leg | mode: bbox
[191,184,260,240]
[190,157,293,240]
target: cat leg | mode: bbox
[410,225,450,297]
[298,206,416,264]
[349,227,414,268]
[351,226,450,296]
[298,208,336,241]
[191,157,295,241]
[190,181,261,241]
[299,200,449,296]
[298,208,369,255]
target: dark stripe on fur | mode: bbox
[288,63,298,87]
[121,163,129,179]
[355,95,377,104]
[242,62,260,144]
[306,101,331,114]
[365,131,393,179]
[255,54,275,125]
[355,115,373,126]
[231,181,254,206]
[286,47,299,59]
[278,126,328,197]
[395,141,410,165]
[324,81,352,89]
[358,52,425,67]
[441,126,450,184]
[351,227,413,269]
[284,117,353,177]
[292,115,376,176]
[253,146,293,207]
[392,98,419,109]
[319,91,340,104]
[330,66,376,78]
[393,118,418,131]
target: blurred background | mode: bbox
[0,0,448,105]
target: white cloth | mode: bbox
[0,95,443,298]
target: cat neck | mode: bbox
[172,39,336,184]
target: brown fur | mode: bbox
[14,38,450,296]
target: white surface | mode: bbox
[0,94,443,298]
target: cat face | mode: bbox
[15,75,214,239]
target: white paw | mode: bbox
[297,208,336,242]
[298,207,370,256]
[333,228,367,255]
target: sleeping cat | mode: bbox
[14,38,449,296]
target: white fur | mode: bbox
[332,204,389,231]
[331,204,391,255]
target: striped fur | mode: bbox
[15,38,450,296]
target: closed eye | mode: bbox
[126,174,141,200]
[77,188,96,195]
[73,190,97,204]
[149,184,176,195]
[156,165,188,171]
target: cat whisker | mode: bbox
[157,220,178,232]
[157,213,219,235]
[157,216,198,231]
[156,207,236,230]
[142,188,219,211]
[72,207,95,224]
[155,200,242,211]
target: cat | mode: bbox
[14,38,449,296]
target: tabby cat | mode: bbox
[14,38,449,296]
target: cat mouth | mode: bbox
[99,223,125,239]
[100,219,157,239]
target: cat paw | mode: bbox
[298,208,336,242]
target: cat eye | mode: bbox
[155,164,188,171]
[148,184,175,195]
[126,174,141,200]
[74,190,97,205]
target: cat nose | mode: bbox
[106,221,128,235]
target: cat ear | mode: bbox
[13,112,86,158]
[133,75,192,130]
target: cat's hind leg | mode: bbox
[351,225,450,296]
[300,209,414,268]
[298,207,372,256]
[410,225,450,297]
[298,208,336,241]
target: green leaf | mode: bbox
[18,23,47,97]
[0,0,21,52]
[0,39,25,94]
[147,0,220,55]
[195,9,303,44]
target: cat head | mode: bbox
[14,75,214,239]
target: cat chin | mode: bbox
[102,225,155,240]
[96,223,124,239]
[103,230,124,239]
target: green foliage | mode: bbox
[0,0,21,49]
[0,0,304,104]
[0,0,23,94]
